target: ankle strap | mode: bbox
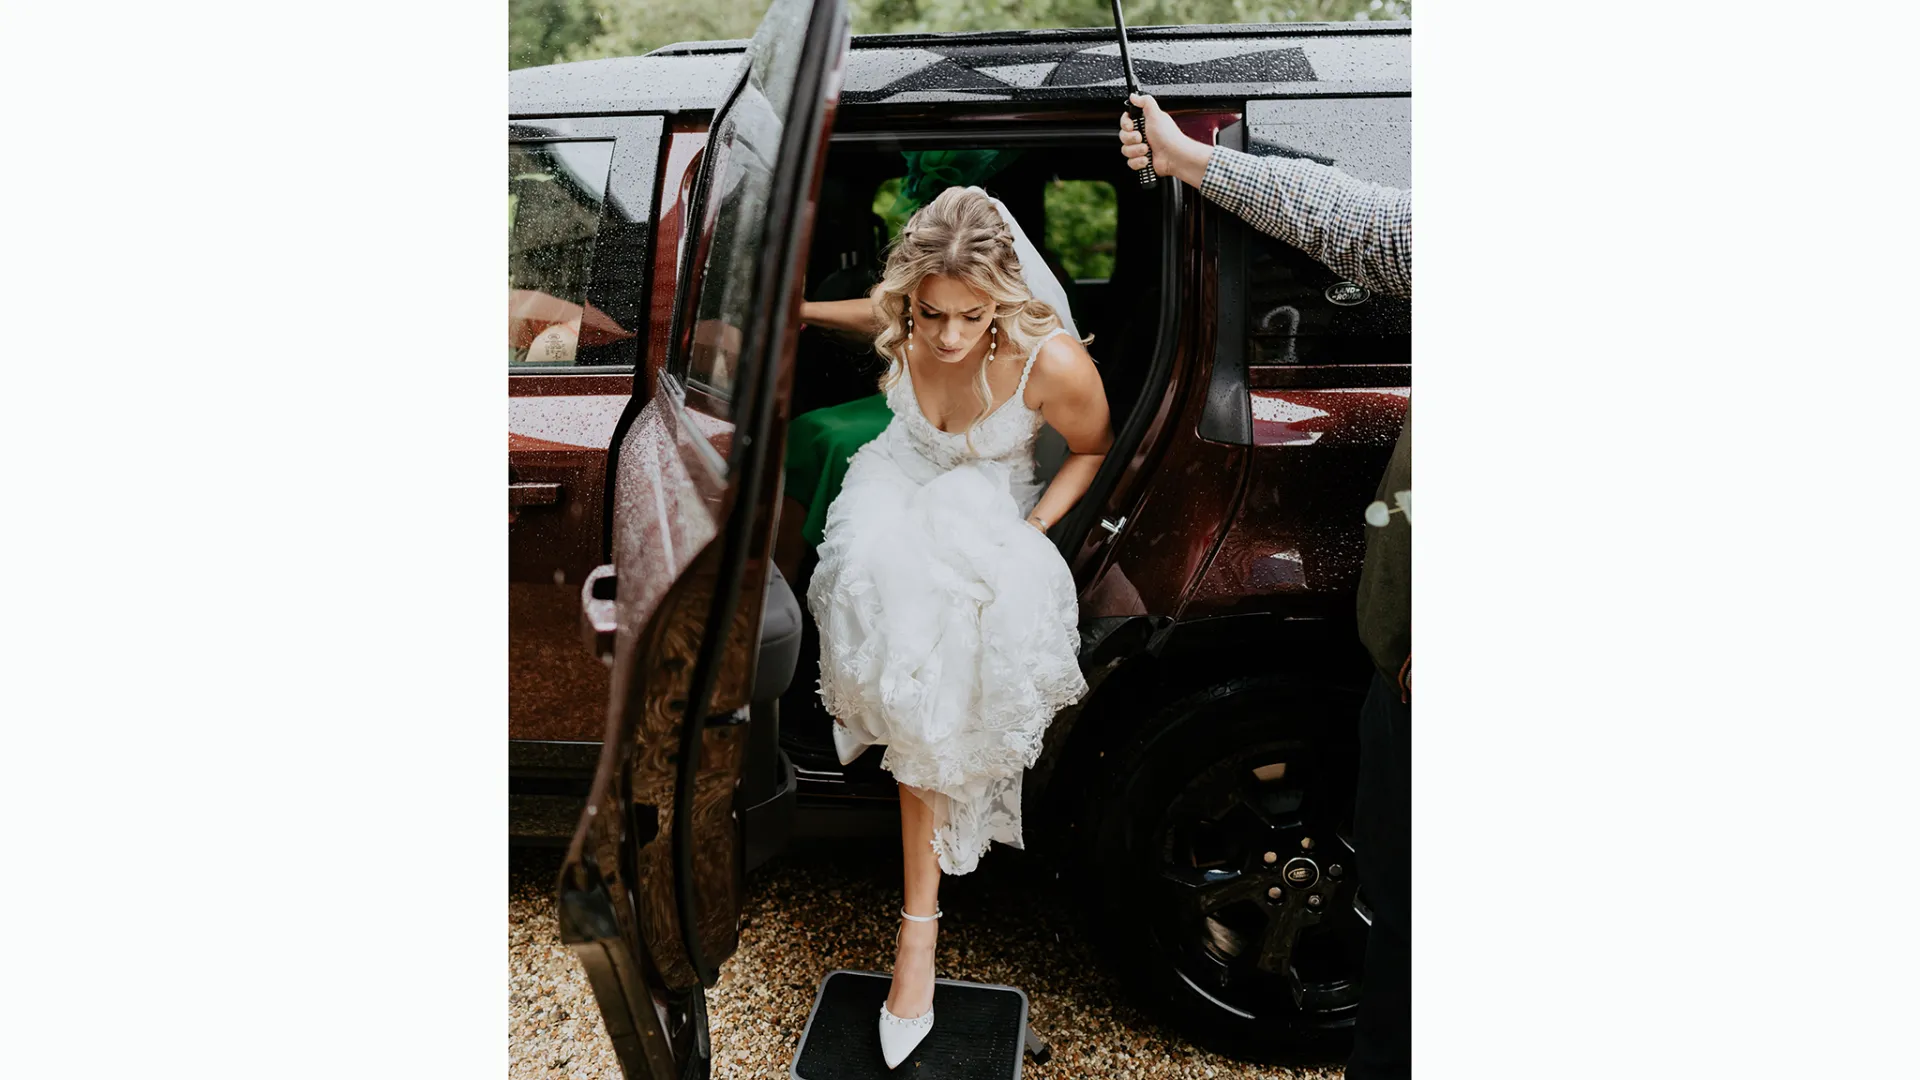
[901,906,943,922]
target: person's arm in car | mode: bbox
[799,292,886,337]
[1119,93,1412,301]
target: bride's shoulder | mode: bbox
[1023,330,1101,408]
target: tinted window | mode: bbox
[508,140,618,366]
[1243,97,1411,367]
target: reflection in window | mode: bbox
[1246,230,1411,367]
[682,84,780,416]
[1044,179,1117,282]
[508,140,616,365]
[670,0,817,425]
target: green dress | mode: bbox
[784,393,893,548]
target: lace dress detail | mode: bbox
[807,328,1087,875]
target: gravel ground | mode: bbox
[510,842,1347,1079]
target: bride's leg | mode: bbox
[888,782,942,1018]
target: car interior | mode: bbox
[775,133,1170,779]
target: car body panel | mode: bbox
[510,374,629,742]
[554,1,850,1076]
[1185,387,1410,619]
[509,114,662,743]
[1182,92,1411,621]
[1074,172,1251,621]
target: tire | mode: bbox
[1083,674,1368,1063]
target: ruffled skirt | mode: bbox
[806,424,1086,874]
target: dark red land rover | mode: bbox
[508,3,1408,1074]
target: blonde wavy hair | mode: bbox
[870,186,1091,450]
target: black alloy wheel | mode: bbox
[1085,675,1368,1063]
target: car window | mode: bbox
[1243,97,1411,367]
[508,140,618,366]
[1044,179,1117,283]
[673,0,816,421]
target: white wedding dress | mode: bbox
[808,326,1088,875]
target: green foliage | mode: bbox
[872,177,910,242]
[509,0,767,69]
[871,169,1116,282]
[511,0,1408,70]
[870,173,1117,283]
[507,0,608,70]
[1045,179,1117,281]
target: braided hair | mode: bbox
[870,186,1086,450]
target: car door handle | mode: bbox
[580,563,617,665]
[510,481,563,508]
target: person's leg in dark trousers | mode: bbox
[1346,670,1411,1078]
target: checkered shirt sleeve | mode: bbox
[1201,145,1413,300]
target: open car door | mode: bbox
[556,0,848,1076]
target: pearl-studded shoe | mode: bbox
[878,906,941,1069]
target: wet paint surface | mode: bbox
[1250,388,1407,448]
[612,393,723,643]
[1187,388,1408,618]
[512,24,1409,117]
[510,395,630,451]
[510,373,634,741]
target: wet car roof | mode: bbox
[509,22,1409,118]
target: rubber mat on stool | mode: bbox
[791,970,1029,1079]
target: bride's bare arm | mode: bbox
[1025,335,1114,532]
[799,290,885,337]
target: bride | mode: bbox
[796,183,1112,1067]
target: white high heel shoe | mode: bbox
[878,906,941,1069]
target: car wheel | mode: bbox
[1085,674,1368,1063]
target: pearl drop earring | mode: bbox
[906,314,913,353]
[987,322,997,363]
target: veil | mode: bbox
[972,188,1081,341]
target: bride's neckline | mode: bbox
[901,358,1032,436]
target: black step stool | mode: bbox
[791,970,1051,1078]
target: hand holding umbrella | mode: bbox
[1117,92,1214,190]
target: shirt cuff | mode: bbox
[1200,144,1266,219]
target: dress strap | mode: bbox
[1017,327,1066,396]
